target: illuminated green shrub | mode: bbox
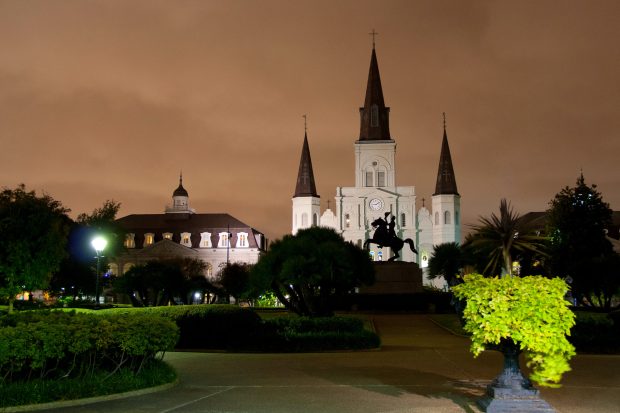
[452,274,576,387]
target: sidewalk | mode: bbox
[34,314,620,413]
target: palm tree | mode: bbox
[428,242,466,287]
[466,199,547,277]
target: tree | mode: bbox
[466,199,547,277]
[217,262,251,303]
[113,257,211,306]
[0,185,71,313]
[49,200,122,302]
[250,227,374,317]
[547,174,618,309]
[427,242,468,287]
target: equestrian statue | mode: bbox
[363,212,417,262]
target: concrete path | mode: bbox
[34,314,620,413]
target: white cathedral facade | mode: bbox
[292,45,461,287]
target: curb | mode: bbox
[0,379,179,413]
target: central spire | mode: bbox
[358,43,391,141]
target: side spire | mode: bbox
[434,113,459,195]
[293,126,319,198]
[358,40,391,141]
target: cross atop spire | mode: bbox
[434,116,459,196]
[358,42,391,141]
[293,130,319,198]
[369,29,378,49]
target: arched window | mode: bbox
[143,233,154,247]
[181,232,192,247]
[400,213,406,227]
[434,212,439,225]
[200,232,212,248]
[371,104,379,127]
[369,251,375,260]
[313,213,318,226]
[345,213,351,228]
[377,171,385,187]
[377,251,383,261]
[444,211,451,225]
[301,213,308,227]
[124,233,135,249]
[365,171,373,187]
[455,211,459,225]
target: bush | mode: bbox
[0,310,178,383]
[570,311,619,353]
[452,274,576,387]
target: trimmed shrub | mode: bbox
[0,311,178,383]
[570,311,619,353]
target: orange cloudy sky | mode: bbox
[1,0,619,241]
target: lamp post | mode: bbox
[91,236,107,308]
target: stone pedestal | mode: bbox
[359,261,423,294]
[478,341,556,413]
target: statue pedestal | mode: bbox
[359,261,423,294]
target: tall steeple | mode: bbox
[434,117,459,195]
[358,44,391,141]
[293,131,319,198]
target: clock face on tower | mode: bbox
[369,198,384,211]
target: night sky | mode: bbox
[1,0,619,241]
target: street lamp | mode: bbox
[91,236,107,308]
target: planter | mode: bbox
[478,339,555,413]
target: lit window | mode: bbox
[236,232,249,248]
[181,232,192,247]
[124,233,135,249]
[400,213,406,227]
[143,233,154,247]
[218,232,230,248]
[200,232,212,248]
[365,171,373,187]
[377,171,385,187]
[371,104,379,127]
[163,232,173,240]
[377,251,383,261]
[445,211,451,225]
[369,251,375,260]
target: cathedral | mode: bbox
[292,44,461,287]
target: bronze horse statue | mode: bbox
[363,215,417,262]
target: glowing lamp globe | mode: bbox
[91,236,107,253]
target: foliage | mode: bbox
[452,274,576,387]
[217,262,252,301]
[0,359,176,408]
[49,201,123,301]
[427,242,468,286]
[466,200,548,277]
[546,174,617,309]
[569,311,620,353]
[0,185,71,313]
[251,227,374,317]
[254,292,281,307]
[113,257,211,306]
[94,305,380,352]
[0,310,178,384]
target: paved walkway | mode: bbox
[35,314,620,413]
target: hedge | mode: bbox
[0,311,178,383]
